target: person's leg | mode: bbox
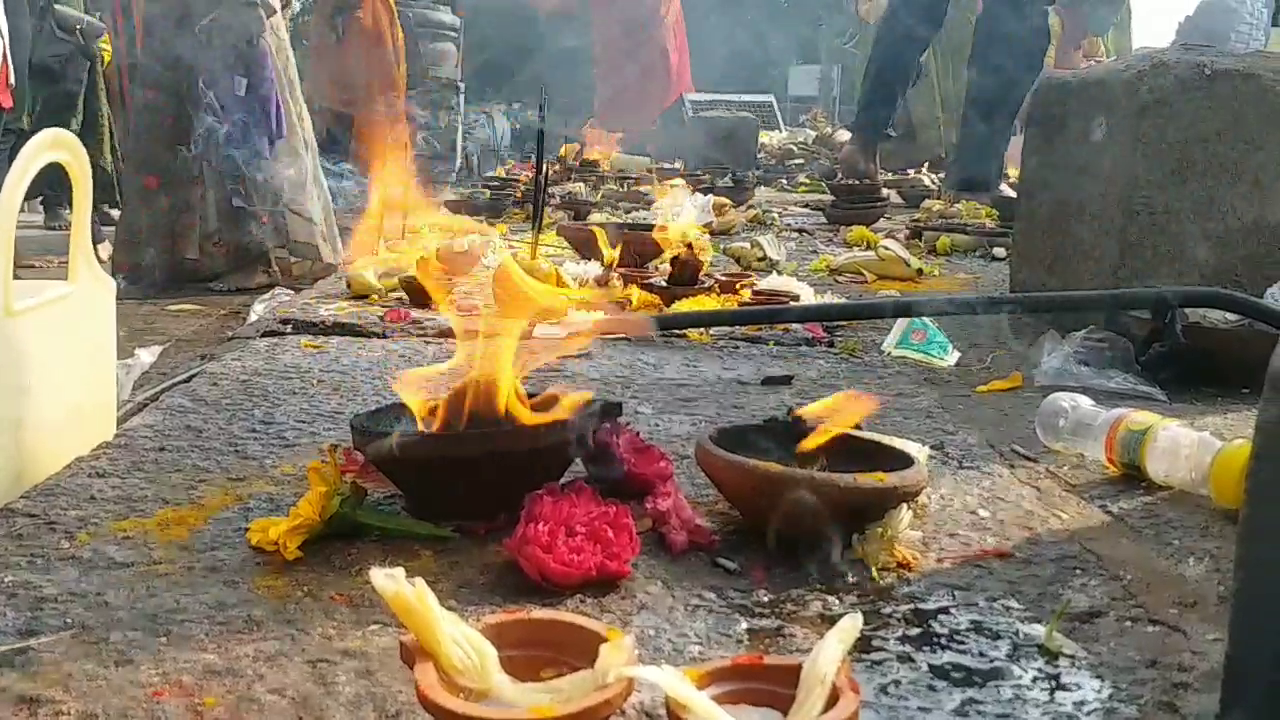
[945,0,1051,196]
[41,171,71,230]
[839,0,953,179]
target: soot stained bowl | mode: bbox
[826,180,884,202]
[641,276,716,307]
[711,271,757,295]
[351,399,595,522]
[557,222,663,269]
[402,609,636,720]
[665,655,861,720]
[695,420,928,533]
[823,200,889,227]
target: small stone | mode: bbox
[713,556,742,574]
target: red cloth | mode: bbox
[589,0,694,132]
[0,59,12,112]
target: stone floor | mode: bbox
[0,198,1255,718]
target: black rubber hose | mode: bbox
[651,287,1280,332]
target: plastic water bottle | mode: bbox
[1034,391,1253,510]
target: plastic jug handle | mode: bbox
[0,128,109,315]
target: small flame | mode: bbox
[794,390,881,453]
[650,180,711,264]
[580,119,622,169]
[349,0,652,434]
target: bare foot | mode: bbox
[43,206,71,231]
[95,240,113,264]
[949,183,1018,206]
[836,137,881,181]
[208,264,280,293]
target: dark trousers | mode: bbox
[851,0,1050,192]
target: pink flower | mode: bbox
[645,481,717,554]
[382,308,412,324]
[595,422,675,496]
[504,481,641,591]
[338,447,397,492]
[596,422,717,555]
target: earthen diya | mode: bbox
[400,609,635,720]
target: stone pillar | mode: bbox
[1012,47,1280,297]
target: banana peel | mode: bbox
[346,254,418,298]
[722,233,786,271]
[830,238,924,282]
[709,211,745,235]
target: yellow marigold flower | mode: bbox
[246,447,344,560]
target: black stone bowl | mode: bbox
[695,182,756,207]
[896,187,937,208]
[443,198,509,220]
[351,399,607,522]
[823,199,890,227]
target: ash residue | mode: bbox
[854,594,1127,718]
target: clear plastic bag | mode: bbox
[1031,327,1169,402]
[116,345,166,405]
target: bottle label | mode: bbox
[1104,410,1168,477]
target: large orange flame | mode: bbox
[349,0,652,433]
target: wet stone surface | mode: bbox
[0,326,1248,717]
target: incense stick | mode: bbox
[529,88,549,259]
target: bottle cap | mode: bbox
[1208,438,1253,511]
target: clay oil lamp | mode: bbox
[666,655,861,720]
[373,568,637,720]
[641,241,714,307]
[557,222,663,269]
[695,392,928,553]
[711,271,757,295]
[351,232,641,523]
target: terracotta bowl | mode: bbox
[617,268,660,286]
[666,656,860,720]
[557,222,663,269]
[695,422,929,534]
[748,288,800,304]
[350,400,593,522]
[823,200,889,227]
[641,276,715,306]
[827,180,884,201]
[712,271,757,295]
[401,610,636,720]
[557,199,597,222]
[398,274,434,309]
[740,295,792,307]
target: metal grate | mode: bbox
[678,93,785,132]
